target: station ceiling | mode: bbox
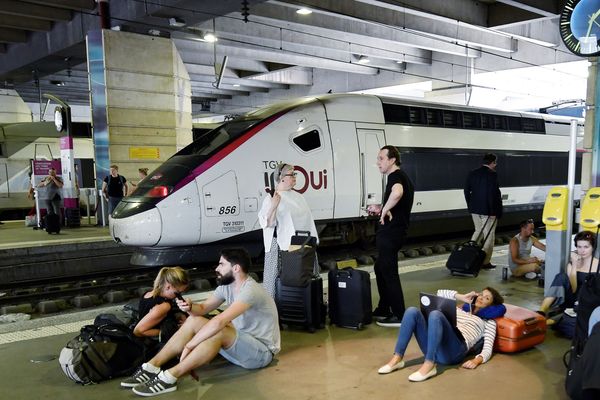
[0,0,580,117]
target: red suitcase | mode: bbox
[493,304,546,353]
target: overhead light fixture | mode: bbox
[203,32,217,42]
[168,17,186,28]
[296,8,312,15]
[357,55,370,64]
[233,84,241,87]
[50,80,65,86]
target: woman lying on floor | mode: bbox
[378,287,505,382]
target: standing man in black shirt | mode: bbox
[464,153,503,270]
[102,164,128,214]
[367,145,414,327]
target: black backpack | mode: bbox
[566,324,600,399]
[58,323,146,385]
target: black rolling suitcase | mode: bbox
[275,276,325,333]
[45,213,61,234]
[446,217,493,277]
[328,268,372,329]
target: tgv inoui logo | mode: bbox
[263,165,328,194]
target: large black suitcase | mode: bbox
[445,241,484,277]
[446,217,493,277]
[328,268,372,329]
[45,213,61,234]
[275,276,325,333]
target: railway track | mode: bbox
[0,229,531,316]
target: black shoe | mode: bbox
[372,308,392,321]
[376,315,402,328]
[481,263,496,270]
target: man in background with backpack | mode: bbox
[102,164,128,214]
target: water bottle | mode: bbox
[502,267,508,281]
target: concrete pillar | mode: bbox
[0,89,33,123]
[585,59,600,189]
[87,29,192,187]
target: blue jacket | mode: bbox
[464,165,503,218]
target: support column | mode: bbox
[585,59,600,189]
[86,29,192,189]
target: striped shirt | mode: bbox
[437,289,497,363]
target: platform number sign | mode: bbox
[560,0,600,57]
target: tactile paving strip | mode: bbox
[0,320,92,344]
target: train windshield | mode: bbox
[115,119,260,210]
[178,119,259,156]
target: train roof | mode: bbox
[237,93,583,125]
[0,121,92,140]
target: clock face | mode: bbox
[54,106,64,132]
[560,0,600,56]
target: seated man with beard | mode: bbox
[121,248,281,397]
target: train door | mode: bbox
[357,129,385,209]
[200,170,241,241]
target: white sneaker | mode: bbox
[524,272,537,280]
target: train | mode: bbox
[109,94,584,266]
[0,122,94,218]
[0,122,223,219]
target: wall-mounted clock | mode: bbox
[54,106,66,132]
[560,0,600,56]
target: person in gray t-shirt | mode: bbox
[37,167,63,216]
[122,248,280,397]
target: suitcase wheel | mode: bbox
[356,323,364,330]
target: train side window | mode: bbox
[292,129,321,152]
[462,112,481,129]
[507,116,522,132]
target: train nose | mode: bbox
[110,207,162,246]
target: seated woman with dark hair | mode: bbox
[378,287,505,382]
[538,231,598,327]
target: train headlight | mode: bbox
[147,185,170,198]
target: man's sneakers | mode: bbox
[132,372,177,397]
[481,263,496,270]
[121,365,159,388]
[376,315,402,328]
[372,308,392,322]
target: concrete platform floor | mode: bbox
[0,219,111,250]
[0,248,570,400]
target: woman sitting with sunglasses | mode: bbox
[538,231,599,327]
[378,287,505,382]
[258,162,319,298]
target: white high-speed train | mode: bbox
[0,122,94,217]
[109,94,583,266]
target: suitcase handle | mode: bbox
[335,268,354,278]
[295,230,311,236]
[524,317,538,325]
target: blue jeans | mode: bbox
[394,307,468,364]
[108,196,122,214]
